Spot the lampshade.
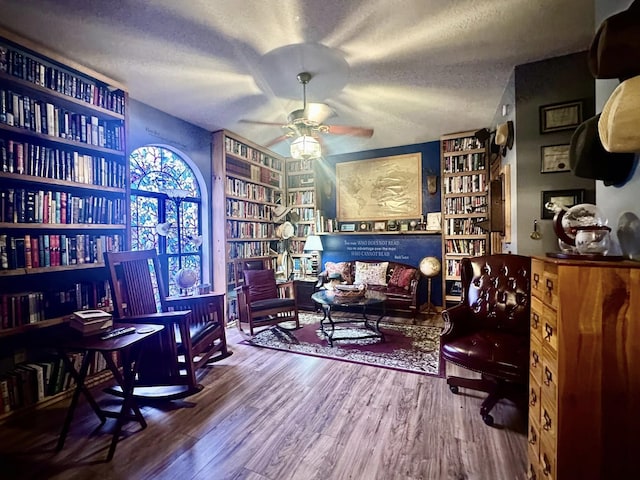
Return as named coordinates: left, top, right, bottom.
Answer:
left=290, top=135, right=321, bottom=160
left=303, top=235, right=323, bottom=252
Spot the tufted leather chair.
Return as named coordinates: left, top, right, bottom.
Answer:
left=440, top=254, right=531, bottom=426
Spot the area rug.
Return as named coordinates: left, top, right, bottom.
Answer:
left=242, top=312, right=443, bottom=377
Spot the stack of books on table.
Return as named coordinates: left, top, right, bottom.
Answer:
left=70, top=309, right=113, bottom=336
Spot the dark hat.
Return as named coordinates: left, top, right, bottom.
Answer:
left=569, top=114, right=636, bottom=186
left=589, top=0, right=640, bottom=81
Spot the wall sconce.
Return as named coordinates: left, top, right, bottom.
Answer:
left=427, top=175, right=438, bottom=195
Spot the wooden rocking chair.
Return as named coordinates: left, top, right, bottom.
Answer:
left=104, top=249, right=230, bottom=399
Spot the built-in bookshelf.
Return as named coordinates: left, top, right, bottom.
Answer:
left=285, top=157, right=317, bottom=277
left=0, top=28, right=128, bottom=420
left=211, top=130, right=283, bottom=321
left=440, top=130, right=490, bottom=306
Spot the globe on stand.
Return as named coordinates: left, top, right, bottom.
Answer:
left=175, top=268, right=198, bottom=296
left=418, top=256, right=441, bottom=315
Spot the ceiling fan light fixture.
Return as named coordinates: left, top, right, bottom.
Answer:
left=290, top=135, right=321, bottom=159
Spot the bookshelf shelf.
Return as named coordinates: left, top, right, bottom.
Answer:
left=0, top=28, right=129, bottom=418
left=212, top=130, right=283, bottom=321
left=440, top=130, right=490, bottom=307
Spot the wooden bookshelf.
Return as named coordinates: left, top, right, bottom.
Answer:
left=211, top=130, right=283, bottom=321
left=0, top=27, right=128, bottom=419
left=440, top=130, right=490, bottom=306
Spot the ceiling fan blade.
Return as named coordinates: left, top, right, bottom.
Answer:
left=265, top=134, right=291, bottom=147
left=325, top=125, right=374, bottom=138
left=239, top=119, right=285, bottom=127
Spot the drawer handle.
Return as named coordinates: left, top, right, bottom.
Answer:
left=542, top=454, right=552, bottom=476
left=546, top=278, right=554, bottom=292
left=531, top=313, right=539, bottom=328
left=529, top=426, right=538, bottom=445
left=533, top=273, right=540, bottom=285
left=530, top=388, right=538, bottom=406
left=543, top=410, right=552, bottom=431
left=528, top=465, right=538, bottom=480
left=531, top=350, right=539, bottom=368
left=544, top=366, right=553, bottom=386
left=544, top=324, right=553, bottom=342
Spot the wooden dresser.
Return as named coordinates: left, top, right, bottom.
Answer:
left=527, top=255, right=640, bottom=480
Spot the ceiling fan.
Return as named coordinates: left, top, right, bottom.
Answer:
left=240, top=72, right=374, bottom=154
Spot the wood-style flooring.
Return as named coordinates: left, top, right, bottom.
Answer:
left=0, top=317, right=528, bottom=480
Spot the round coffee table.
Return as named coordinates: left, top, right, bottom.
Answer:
left=311, top=289, right=387, bottom=346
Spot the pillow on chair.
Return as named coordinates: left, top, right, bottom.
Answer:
left=325, top=261, right=354, bottom=284
left=354, top=261, right=388, bottom=285
left=388, top=265, right=417, bottom=290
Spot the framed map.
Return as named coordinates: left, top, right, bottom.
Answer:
left=336, top=153, right=422, bottom=221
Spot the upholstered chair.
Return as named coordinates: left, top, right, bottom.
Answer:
left=440, top=253, right=531, bottom=426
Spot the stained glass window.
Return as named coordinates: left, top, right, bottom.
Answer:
left=129, top=146, right=202, bottom=296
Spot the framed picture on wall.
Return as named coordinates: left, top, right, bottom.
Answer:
left=541, top=144, right=571, bottom=173
left=539, top=100, right=583, bottom=133
left=373, top=221, right=387, bottom=232
left=541, top=189, right=584, bottom=219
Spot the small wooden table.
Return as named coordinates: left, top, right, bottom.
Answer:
left=55, top=323, right=163, bottom=461
left=311, top=290, right=387, bottom=346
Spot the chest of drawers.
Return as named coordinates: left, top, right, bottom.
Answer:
left=527, top=256, right=640, bottom=479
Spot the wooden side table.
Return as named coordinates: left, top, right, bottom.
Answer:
left=55, top=323, right=164, bottom=461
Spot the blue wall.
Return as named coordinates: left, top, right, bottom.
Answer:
left=321, top=233, right=442, bottom=306
left=319, top=140, right=443, bottom=306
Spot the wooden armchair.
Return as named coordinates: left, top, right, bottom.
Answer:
left=441, top=254, right=531, bottom=426
left=235, top=269, right=299, bottom=338
left=104, top=249, right=230, bottom=399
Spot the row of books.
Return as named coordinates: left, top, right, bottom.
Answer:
left=1, top=280, right=113, bottom=330
left=0, top=89, right=125, bottom=151
left=226, top=220, right=274, bottom=240
left=442, top=136, right=483, bottom=153
left=0, top=352, right=112, bottom=413
left=287, top=191, right=314, bottom=205
left=443, top=174, right=487, bottom=194
left=445, top=239, right=487, bottom=256
left=227, top=240, right=272, bottom=260
left=226, top=157, right=281, bottom=188
left=444, top=196, right=488, bottom=215
left=226, top=198, right=270, bottom=221
left=287, top=173, right=314, bottom=189
left=291, top=206, right=315, bottom=222
left=0, top=233, right=124, bottom=270
left=1, top=138, right=126, bottom=188
left=226, top=177, right=277, bottom=203
left=0, top=44, right=126, bottom=114
left=286, top=158, right=313, bottom=172
left=224, top=136, right=282, bottom=171
left=443, top=152, right=486, bottom=173
left=446, top=218, right=488, bottom=236
left=0, top=188, right=126, bottom=225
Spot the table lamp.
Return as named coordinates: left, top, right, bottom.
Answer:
left=303, top=235, right=323, bottom=277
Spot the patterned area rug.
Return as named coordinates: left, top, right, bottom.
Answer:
left=243, top=312, right=443, bottom=376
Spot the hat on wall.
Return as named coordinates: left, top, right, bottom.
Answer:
left=272, top=204, right=292, bottom=223
left=569, top=114, right=636, bottom=186
left=598, top=74, right=640, bottom=153
left=588, top=0, right=640, bottom=80
left=494, top=121, right=514, bottom=154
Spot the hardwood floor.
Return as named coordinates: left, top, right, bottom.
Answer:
left=0, top=319, right=528, bottom=480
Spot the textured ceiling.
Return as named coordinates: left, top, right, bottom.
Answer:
left=0, top=0, right=594, bottom=157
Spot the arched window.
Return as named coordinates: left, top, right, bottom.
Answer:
left=129, top=146, right=202, bottom=296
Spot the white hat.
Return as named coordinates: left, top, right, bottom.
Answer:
left=599, top=75, right=640, bottom=153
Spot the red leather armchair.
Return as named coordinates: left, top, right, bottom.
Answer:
left=440, top=254, right=531, bottom=426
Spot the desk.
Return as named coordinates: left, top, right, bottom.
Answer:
left=311, top=290, right=387, bottom=346
left=55, top=323, right=163, bottom=461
